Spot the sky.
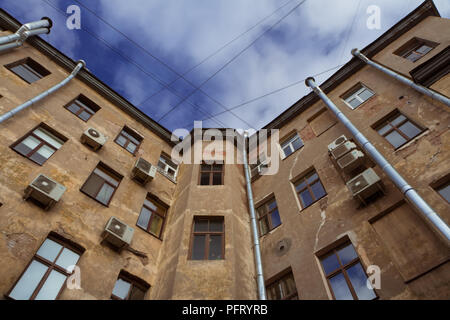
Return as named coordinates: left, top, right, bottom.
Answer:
left=1, top=0, right=449, bottom=132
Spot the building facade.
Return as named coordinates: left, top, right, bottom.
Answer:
left=0, top=0, right=449, bottom=300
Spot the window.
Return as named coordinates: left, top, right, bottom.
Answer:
left=434, top=179, right=450, bottom=204
left=80, top=163, right=122, bottom=206
left=111, top=271, right=150, bottom=300
left=410, top=46, right=450, bottom=87
left=115, top=126, right=143, bottom=155
left=199, top=162, right=224, bottom=185
left=5, top=58, right=50, bottom=83
left=374, top=111, right=425, bottom=149
left=7, top=233, right=84, bottom=300
left=190, top=217, right=224, bottom=260
left=64, top=95, right=100, bottom=121
left=11, top=124, right=67, bottom=165
left=257, top=198, right=282, bottom=236
left=394, top=38, right=438, bottom=63
left=281, top=134, right=303, bottom=158
left=342, top=84, right=374, bottom=109
left=294, top=169, right=327, bottom=209
left=137, top=195, right=168, bottom=238
left=157, top=153, right=179, bottom=180
left=266, top=270, right=298, bottom=300
left=319, top=242, right=376, bottom=300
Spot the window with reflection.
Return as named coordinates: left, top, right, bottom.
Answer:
left=394, top=38, right=438, bottom=63
left=7, top=234, right=84, bottom=300
left=11, top=123, right=67, bottom=165
left=137, top=195, right=168, bottom=238
left=294, top=169, right=327, bottom=209
left=374, top=111, right=425, bottom=149
left=111, top=271, right=150, bottom=300
left=5, top=57, right=50, bottom=83
left=256, top=198, right=282, bottom=236
left=266, top=270, right=298, bottom=300
left=115, top=126, right=143, bottom=155
left=319, top=242, right=376, bottom=300
left=199, top=162, right=224, bottom=185
left=342, top=83, right=375, bottom=109
left=190, top=217, right=224, bottom=260
left=64, top=94, right=100, bottom=122
left=80, top=162, right=123, bottom=206
left=281, top=133, right=303, bottom=158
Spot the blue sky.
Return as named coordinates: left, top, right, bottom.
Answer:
left=1, top=0, right=449, bottom=131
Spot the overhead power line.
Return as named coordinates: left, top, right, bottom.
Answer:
left=41, top=0, right=228, bottom=128
left=157, top=0, right=308, bottom=123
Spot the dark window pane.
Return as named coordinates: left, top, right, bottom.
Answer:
left=14, top=135, right=40, bottom=156
left=329, top=273, right=353, bottom=300
left=307, top=173, right=319, bottom=184
left=377, top=124, right=392, bottom=135
left=348, top=98, right=361, bottom=109
left=291, top=137, right=303, bottom=151
left=299, top=189, right=313, bottom=208
left=209, top=220, right=223, bottom=232
left=311, top=181, right=326, bottom=200
left=295, top=180, right=307, bottom=192
left=192, top=235, right=206, bottom=260
left=337, top=244, right=358, bottom=266
left=10, top=64, right=41, bottom=83
left=81, top=174, right=104, bottom=198
left=321, top=253, right=340, bottom=275
left=283, top=146, right=292, bottom=157
left=399, top=121, right=421, bottom=139
left=116, top=135, right=127, bottom=147
left=347, top=263, right=377, bottom=300
left=194, top=219, right=208, bottom=232
left=270, top=209, right=282, bottom=229
left=385, top=131, right=407, bottom=148
left=78, top=111, right=91, bottom=121
left=201, top=164, right=211, bottom=171
left=213, top=172, right=222, bottom=185
left=34, top=270, right=67, bottom=300
left=9, top=260, right=48, bottom=300
left=212, top=164, right=222, bottom=172
left=438, top=184, right=450, bottom=202
left=96, top=183, right=115, bottom=205
left=391, top=114, right=406, bottom=126
left=268, top=200, right=277, bottom=211
left=259, top=217, right=269, bottom=235
left=129, top=286, right=146, bottom=300
left=283, top=275, right=297, bottom=298
left=112, top=278, right=131, bottom=299
left=200, top=172, right=210, bottom=185
left=67, top=103, right=81, bottom=114
left=137, top=207, right=151, bottom=230
left=208, top=235, right=222, bottom=260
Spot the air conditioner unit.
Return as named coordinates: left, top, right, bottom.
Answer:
left=24, top=174, right=66, bottom=210
left=337, top=150, right=365, bottom=173
left=81, top=128, right=107, bottom=151
left=328, top=135, right=348, bottom=152
left=102, top=216, right=134, bottom=250
left=131, top=158, right=157, bottom=185
left=346, top=168, right=382, bottom=201
left=330, top=142, right=357, bottom=160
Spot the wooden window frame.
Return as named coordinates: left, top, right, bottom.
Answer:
left=373, top=111, right=425, bottom=150
left=265, top=268, right=299, bottom=300
left=294, top=169, right=327, bottom=210
left=198, top=162, right=224, bottom=186
left=136, top=194, right=168, bottom=239
left=431, top=174, right=450, bottom=204
left=394, top=38, right=439, bottom=63
left=80, top=162, right=123, bottom=207
left=341, top=83, right=375, bottom=109
left=319, top=242, right=378, bottom=301
left=5, top=232, right=84, bottom=300
left=256, top=198, right=281, bottom=236
left=10, top=123, right=67, bottom=166
left=4, top=57, right=51, bottom=83
left=189, top=216, right=225, bottom=260
left=110, top=270, right=150, bottom=300
left=114, top=126, right=143, bottom=156
left=64, top=94, right=100, bottom=122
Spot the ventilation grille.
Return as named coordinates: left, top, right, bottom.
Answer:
left=137, top=158, right=151, bottom=172
left=32, top=175, right=56, bottom=194
left=88, top=128, right=100, bottom=138
left=338, top=151, right=360, bottom=168
left=332, top=143, right=350, bottom=159
left=107, top=218, right=127, bottom=237
left=349, top=175, right=369, bottom=194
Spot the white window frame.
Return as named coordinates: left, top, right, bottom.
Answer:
left=250, top=153, right=269, bottom=178
left=343, top=84, right=374, bottom=109
left=157, top=154, right=179, bottom=180
left=280, top=134, right=303, bottom=159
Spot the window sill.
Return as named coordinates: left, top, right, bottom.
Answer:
left=136, top=225, right=163, bottom=241
left=79, top=190, right=110, bottom=207
left=156, top=168, right=177, bottom=184
left=343, top=93, right=377, bottom=110
left=299, top=195, right=328, bottom=213
left=281, top=147, right=303, bottom=161
left=260, top=223, right=282, bottom=238
left=393, top=129, right=429, bottom=152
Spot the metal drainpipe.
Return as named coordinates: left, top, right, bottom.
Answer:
left=305, top=77, right=450, bottom=242
left=352, top=48, right=450, bottom=107
left=242, top=131, right=267, bottom=300
left=0, top=17, right=52, bottom=52
left=0, top=60, right=86, bottom=124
